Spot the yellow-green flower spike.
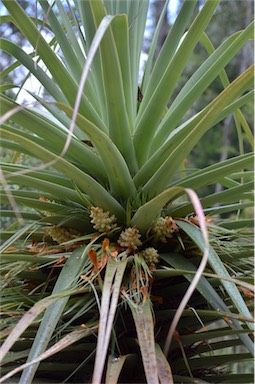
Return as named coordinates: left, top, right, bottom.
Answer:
left=118, top=227, right=142, bottom=249
left=140, top=247, right=159, bottom=265
left=89, top=206, right=117, bottom=233
left=45, top=226, right=80, bottom=244
left=151, top=216, right=178, bottom=243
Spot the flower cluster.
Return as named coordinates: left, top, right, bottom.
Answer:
left=45, top=226, right=80, bottom=244
left=118, top=227, right=142, bottom=250
left=140, top=247, right=159, bottom=265
left=39, top=196, right=58, bottom=217
left=151, top=216, right=178, bottom=242
left=89, top=207, right=117, bottom=233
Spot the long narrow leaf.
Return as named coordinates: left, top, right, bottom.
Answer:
left=131, top=187, right=182, bottom=234
left=57, top=103, right=137, bottom=201
left=92, top=256, right=127, bottom=384
left=0, top=38, right=66, bottom=102
left=2, top=0, right=106, bottom=130
left=105, top=355, right=128, bottom=384
left=163, top=189, right=210, bottom=356
left=133, top=90, right=253, bottom=191
left=19, top=245, right=91, bottom=384
left=151, top=23, right=253, bottom=151
left=169, top=153, right=253, bottom=190
left=0, top=327, right=97, bottom=384
left=176, top=220, right=254, bottom=331
left=171, top=180, right=253, bottom=217
left=134, top=0, right=220, bottom=165
left=38, top=0, right=84, bottom=81
left=0, top=95, right=107, bottom=182
left=89, top=1, right=138, bottom=174
left=0, top=128, right=125, bottom=219
left=160, top=252, right=254, bottom=355
left=155, top=344, right=173, bottom=384
left=140, top=66, right=253, bottom=195
left=125, top=299, right=159, bottom=384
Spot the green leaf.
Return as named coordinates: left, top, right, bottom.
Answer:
left=0, top=327, right=96, bottom=384
left=200, top=30, right=254, bottom=150
left=141, top=0, right=170, bottom=92
left=2, top=171, right=84, bottom=204
left=2, top=0, right=106, bottom=130
left=171, top=181, right=253, bottom=217
left=152, top=23, right=254, bottom=151
left=126, top=0, right=149, bottom=110
left=38, top=0, right=84, bottom=82
left=0, top=38, right=66, bottom=102
left=19, top=245, right=90, bottom=384
left=0, top=190, right=78, bottom=215
left=0, top=128, right=126, bottom=219
left=139, top=66, right=254, bottom=196
left=133, top=89, right=253, bottom=191
left=131, top=187, right=182, bottom=234
left=0, top=223, right=36, bottom=253
left=110, top=15, right=135, bottom=126
left=169, top=153, right=253, bottom=190
left=57, top=103, right=137, bottom=201
left=134, top=0, right=220, bottom=165
left=89, top=1, right=138, bottom=174
left=0, top=95, right=107, bottom=182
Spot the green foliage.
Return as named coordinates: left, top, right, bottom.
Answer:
left=0, top=1, right=253, bottom=383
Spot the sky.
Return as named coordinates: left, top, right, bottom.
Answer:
left=168, top=0, right=179, bottom=22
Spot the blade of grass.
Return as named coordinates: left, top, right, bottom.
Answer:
left=169, top=153, right=253, bottom=190
left=131, top=186, right=183, bottom=234
left=0, top=223, right=35, bottom=253
left=77, top=0, right=108, bottom=122
left=0, top=95, right=107, bottom=182
left=38, top=0, right=84, bottom=81
left=127, top=0, right=149, bottom=112
left=141, top=0, right=171, bottom=92
left=142, top=0, right=196, bottom=95
left=200, top=30, right=254, bottom=150
left=0, top=38, right=66, bottom=103
left=2, top=171, right=84, bottom=204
